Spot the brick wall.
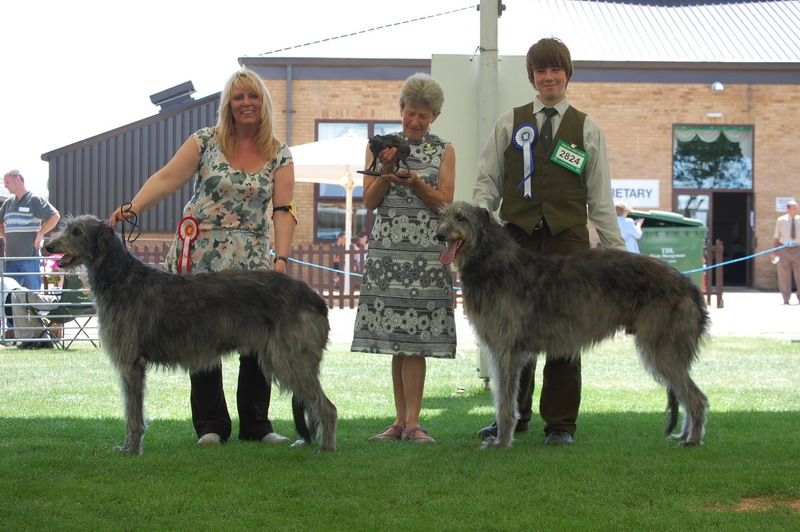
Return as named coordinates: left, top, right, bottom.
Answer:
left=245, top=77, right=800, bottom=290
left=265, top=78, right=404, bottom=246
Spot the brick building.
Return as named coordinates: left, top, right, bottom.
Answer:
left=40, top=2, right=800, bottom=290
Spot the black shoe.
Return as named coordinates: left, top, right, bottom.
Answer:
left=477, top=420, right=530, bottom=438
left=544, top=430, right=574, bottom=446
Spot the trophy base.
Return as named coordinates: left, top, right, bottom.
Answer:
left=356, top=170, right=411, bottom=179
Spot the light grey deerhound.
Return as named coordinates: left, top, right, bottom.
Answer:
left=436, top=202, right=709, bottom=448
left=45, top=216, right=337, bottom=454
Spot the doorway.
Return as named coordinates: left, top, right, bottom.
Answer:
left=674, top=190, right=753, bottom=287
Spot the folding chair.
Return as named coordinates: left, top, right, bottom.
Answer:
left=42, top=275, right=98, bottom=349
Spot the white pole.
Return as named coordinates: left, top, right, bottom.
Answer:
left=344, top=171, right=354, bottom=294
left=477, top=0, right=502, bottom=385
left=479, top=0, right=500, bottom=154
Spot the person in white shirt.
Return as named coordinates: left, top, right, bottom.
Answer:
left=616, top=202, right=643, bottom=253
left=771, top=200, right=800, bottom=304
left=473, top=37, right=625, bottom=446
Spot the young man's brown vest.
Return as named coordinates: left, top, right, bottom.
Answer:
left=501, top=104, right=588, bottom=235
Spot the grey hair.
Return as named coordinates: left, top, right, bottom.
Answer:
left=4, top=169, right=24, bottom=182
left=399, top=73, right=445, bottom=117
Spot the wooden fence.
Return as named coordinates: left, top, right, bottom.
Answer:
left=703, top=238, right=724, bottom=308
left=128, top=241, right=463, bottom=310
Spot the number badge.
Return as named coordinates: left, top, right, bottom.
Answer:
left=550, top=140, right=588, bottom=174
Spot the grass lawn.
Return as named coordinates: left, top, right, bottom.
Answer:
left=1, top=335, right=798, bottom=530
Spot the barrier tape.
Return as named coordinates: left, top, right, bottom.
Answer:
left=272, top=242, right=797, bottom=292
left=680, top=242, right=792, bottom=274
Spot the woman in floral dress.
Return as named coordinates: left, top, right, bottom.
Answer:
left=110, top=69, right=296, bottom=446
left=351, top=73, right=457, bottom=444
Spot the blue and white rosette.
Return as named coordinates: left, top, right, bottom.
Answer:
left=513, top=123, right=538, bottom=199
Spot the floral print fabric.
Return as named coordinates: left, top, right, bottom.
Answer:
left=164, top=127, right=292, bottom=274
left=350, top=132, right=457, bottom=358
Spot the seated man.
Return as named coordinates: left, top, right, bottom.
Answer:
left=10, top=286, right=58, bottom=349
left=1, top=276, right=23, bottom=342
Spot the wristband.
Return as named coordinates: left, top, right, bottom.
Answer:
left=275, top=256, right=289, bottom=264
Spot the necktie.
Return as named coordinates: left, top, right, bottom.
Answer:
left=541, top=107, right=559, bottom=151
left=792, top=216, right=796, bottom=241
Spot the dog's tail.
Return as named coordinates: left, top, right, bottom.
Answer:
left=292, top=395, right=317, bottom=444
left=665, top=388, right=680, bottom=435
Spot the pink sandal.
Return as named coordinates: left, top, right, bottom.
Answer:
left=401, top=426, right=436, bottom=443
left=368, top=424, right=404, bottom=441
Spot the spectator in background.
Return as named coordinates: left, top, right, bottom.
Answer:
left=1, top=275, right=22, bottom=343
left=331, top=231, right=347, bottom=290
left=331, top=231, right=347, bottom=272
left=0, top=170, right=60, bottom=291
left=771, top=200, right=800, bottom=305
left=616, top=201, right=644, bottom=253
left=352, top=231, right=369, bottom=272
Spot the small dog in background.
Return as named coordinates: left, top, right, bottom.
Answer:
left=436, top=202, right=709, bottom=448
left=45, top=215, right=337, bottom=455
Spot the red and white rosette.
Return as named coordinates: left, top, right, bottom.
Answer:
left=177, top=216, right=199, bottom=274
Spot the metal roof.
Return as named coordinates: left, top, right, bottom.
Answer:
left=526, top=0, right=800, bottom=62
left=254, top=1, right=800, bottom=63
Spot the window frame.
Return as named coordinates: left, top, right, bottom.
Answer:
left=312, top=119, right=401, bottom=242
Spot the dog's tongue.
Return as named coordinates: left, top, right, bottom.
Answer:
left=440, top=240, right=460, bottom=266
left=57, top=254, right=74, bottom=268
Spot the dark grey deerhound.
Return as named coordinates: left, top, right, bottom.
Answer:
left=45, top=216, right=337, bottom=454
left=436, top=202, right=709, bottom=448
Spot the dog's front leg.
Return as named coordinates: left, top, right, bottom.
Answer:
left=482, top=349, right=521, bottom=449
left=115, top=362, right=147, bottom=455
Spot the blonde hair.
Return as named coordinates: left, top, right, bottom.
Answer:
left=216, top=68, right=281, bottom=161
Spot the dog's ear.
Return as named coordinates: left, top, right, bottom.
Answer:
left=90, top=218, right=121, bottom=258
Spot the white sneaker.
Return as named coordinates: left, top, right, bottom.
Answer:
left=261, top=432, right=291, bottom=444
left=197, top=433, right=222, bottom=445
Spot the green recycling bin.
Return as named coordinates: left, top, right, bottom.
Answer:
left=629, top=210, right=708, bottom=287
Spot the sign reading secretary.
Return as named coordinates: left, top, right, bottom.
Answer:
left=611, top=179, right=659, bottom=208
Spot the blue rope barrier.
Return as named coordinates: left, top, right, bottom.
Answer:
left=273, top=241, right=796, bottom=288
left=680, top=242, right=792, bottom=275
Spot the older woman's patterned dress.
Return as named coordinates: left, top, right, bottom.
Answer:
left=164, top=127, right=292, bottom=274
left=350, top=132, right=456, bottom=358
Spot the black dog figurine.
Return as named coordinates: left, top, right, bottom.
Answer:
left=362, top=134, right=411, bottom=177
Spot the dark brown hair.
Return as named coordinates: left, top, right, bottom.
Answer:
left=526, top=38, right=573, bottom=85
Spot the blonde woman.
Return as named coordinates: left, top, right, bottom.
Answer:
left=110, top=69, right=296, bottom=446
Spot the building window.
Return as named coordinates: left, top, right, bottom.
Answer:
left=673, top=125, right=754, bottom=190
left=314, top=120, right=401, bottom=241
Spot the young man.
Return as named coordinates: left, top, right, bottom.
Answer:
left=1, top=170, right=60, bottom=291
left=472, top=38, right=626, bottom=445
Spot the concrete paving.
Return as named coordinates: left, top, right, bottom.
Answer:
left=329, top=290, right=800, bottom=345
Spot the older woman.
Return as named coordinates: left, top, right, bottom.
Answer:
left=351, top=73, right=457, bottom=443
left=110, top=68, right=296, bottom=446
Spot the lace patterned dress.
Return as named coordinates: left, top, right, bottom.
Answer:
left=350, top=132, right=457, bottom=358
left=164, top=127, right=293, bottom=274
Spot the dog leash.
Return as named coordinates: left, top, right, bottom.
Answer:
left=118, top=202, right=142, bottom=246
